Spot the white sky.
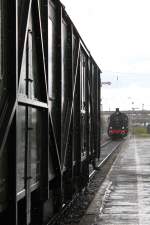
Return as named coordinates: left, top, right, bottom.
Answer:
left=61, top=0, right=150, bottom=111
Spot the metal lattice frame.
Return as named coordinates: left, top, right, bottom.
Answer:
left=0, top=0, right=102, bottom=224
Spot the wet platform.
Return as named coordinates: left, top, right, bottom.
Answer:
left=79, top=136, right=150, bottom=225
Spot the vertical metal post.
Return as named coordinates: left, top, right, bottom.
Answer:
left=85, top=57, right=90, bottom=174
left=24, top=31, right=31, bottom=225
left=13, top=0, right=18, bottom=224
left=97, top=69, right=101, bottom=159
left=51, top=1, right=62, bottom=211
left=63, top=22, right=74, bottom=201
left=25, top=107, right=31, bottom=225
left=8, top=0, right=18, bottom=223
left=56, top=2, right=62, bottom=160
left=74, top=50, right=81, bottom=190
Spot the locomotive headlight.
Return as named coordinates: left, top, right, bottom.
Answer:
left=110, top=126, right=112, bottom=129
left=122, top=126, right=124, bottom=129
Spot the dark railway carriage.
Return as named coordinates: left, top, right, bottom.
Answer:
left=0, top=0, right=102, bottom=224
left=108, top=108, right=128, bottom=139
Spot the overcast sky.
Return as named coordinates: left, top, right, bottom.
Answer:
left=61, top=0, right=150, bottom=110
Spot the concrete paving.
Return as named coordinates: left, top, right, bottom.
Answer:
left=79, top=136, right=150, bottom=225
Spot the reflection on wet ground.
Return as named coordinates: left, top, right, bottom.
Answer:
left=80, top=136, right=150, bottom=225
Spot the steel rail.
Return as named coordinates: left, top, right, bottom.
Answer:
left=89, top=140, right=124, bottom=179
left=101, top=139, right=112, bottom=148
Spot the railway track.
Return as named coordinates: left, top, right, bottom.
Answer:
left=89, top=139, right=124, bottom=178
left=48, top=138, right=125, bottom=225
left=101, top=138, right=112, bottom=147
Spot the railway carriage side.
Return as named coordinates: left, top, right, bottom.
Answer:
left=0, top=0, right=102, bottom=224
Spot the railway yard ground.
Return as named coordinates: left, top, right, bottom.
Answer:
left=55, top=136, right=150, bottom=225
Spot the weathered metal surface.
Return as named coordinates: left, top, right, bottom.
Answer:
left=0, top=0, right=102, bottom=224
left=80, top=137, right=150, bottom=225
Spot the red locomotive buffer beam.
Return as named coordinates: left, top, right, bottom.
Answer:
left=109, top=129, right=128, bottom=134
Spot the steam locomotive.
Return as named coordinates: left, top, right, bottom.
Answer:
left=108, top=108, right=128, bottom=139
